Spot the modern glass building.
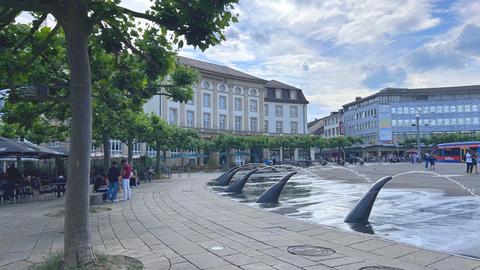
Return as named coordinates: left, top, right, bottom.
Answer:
left=342, top=85, right=480, bottom=156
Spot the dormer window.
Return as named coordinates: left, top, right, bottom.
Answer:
left=290, top=90, right=297, bottom=100
left=275, top=89, right=281, bottom=98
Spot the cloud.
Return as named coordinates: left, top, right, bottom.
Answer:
left=407, top=22, right=480, bottom=71
left=455, top=24, right=480, bottom=56
left=361, top=65, right=407, bottom=89
left=408, top=44, right=467, bottom=71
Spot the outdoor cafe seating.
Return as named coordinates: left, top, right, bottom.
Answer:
left=0, top=136, right=67, bottom=205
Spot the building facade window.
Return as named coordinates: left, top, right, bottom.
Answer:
left=276, top=121, right=283, bottom=133
left=235, top=98, right=242, bottom=111
left=250, top=99, right=258, bottom=112
left=290, top=106, right=298, bottom=117
left=203, top=93, right=211, bottom=107
left=275, top=105, right=283, bottom=117
left=110, top=140, right=122, bottom=155
left=219, top=114, right=227, bottom=130
left=203, top=113, right=211, bottom=128
left=147, top=147, right=157, bottom=157
left=235, top=116, right=242, bottom=131
left=133, top=142, right=141, bottom=155
left=275, top=89, right=281, bottom=98
left=291, top=122, right=298, bottom=133
left=219, top=95, right=227, bottom=109
left=250, top=117, right=258, bottom=132
left=264, top=120, right=268, bottom=132
left=169, top=108, right=178, bottom=125
left=186, top=111, right=195, bottom=127
left=290, top=90, right=297, bottom=100
left=264, top=104, right=268, bottom=116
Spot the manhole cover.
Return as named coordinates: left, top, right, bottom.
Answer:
left=359, top=267, right=405, bottom=270
left=287, top=245, right=335, bottom=256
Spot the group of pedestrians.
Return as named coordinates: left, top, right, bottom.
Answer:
left=106, top=159, right=133, bottom=202
left=465, top=149, right=478, bottom=174
left=423, top=152, right=436, bottom=170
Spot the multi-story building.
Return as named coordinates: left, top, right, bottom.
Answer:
left=145, top=57, right=308, bottom=135
left=323, top=110, right=343, bottom=138
left=342, top=85, right=480, bottom=157
left=143, top=56, right=309, bottom=164
left=308, top=118, right=325, bottom=136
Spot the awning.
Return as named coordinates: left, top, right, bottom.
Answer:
left=0, top=137, right=67, bottom=158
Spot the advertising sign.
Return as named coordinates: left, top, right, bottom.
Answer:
left=378, top=104, right=393, bottom=141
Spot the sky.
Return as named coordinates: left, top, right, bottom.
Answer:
left=26, top=0, right=480, bottom=121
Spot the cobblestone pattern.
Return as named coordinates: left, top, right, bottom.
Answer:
left=0, top=172, right=479, bottom=270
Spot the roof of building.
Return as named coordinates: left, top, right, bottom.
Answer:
left=265, top=80, right=309, bottom=104
left=308, top=118, right=322, bottom=128
left=342, top=85, right=480, bottom=108
left=178, top=56, right=267, bottom=83
left=265, top=80, right=301, bottom=90
left=178, top=57, right=309, bottom=104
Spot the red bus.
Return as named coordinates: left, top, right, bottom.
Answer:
left=436, top=141, right=480, bottom=163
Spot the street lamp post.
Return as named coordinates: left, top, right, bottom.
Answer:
left=415, top=114, right=421, bottom=160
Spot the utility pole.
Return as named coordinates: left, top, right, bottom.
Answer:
left=415, top=114, right=421, bottom=160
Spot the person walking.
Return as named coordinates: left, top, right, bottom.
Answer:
left=121, top=159, right=132, bottom=200
left=107, top=161, right=120, bottom=202
left=429, top=153, right=436, bottom=171
left=466, top=150, right=473, bottom=174
left=5, top=163, right=21, bottom=201
left=424, top=153, right=430, bottom=170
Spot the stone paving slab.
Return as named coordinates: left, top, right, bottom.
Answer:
left=0, top=172, right=479, bottom=270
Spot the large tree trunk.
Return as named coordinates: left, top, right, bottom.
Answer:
left=62, top=4, right=95, bottom=267
left=102, top=135, right=110, bottom=174
left=127, top=139, right=133, bottom=164
left=155, top=143, right=161, bottom=173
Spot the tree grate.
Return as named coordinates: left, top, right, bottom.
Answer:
left=287, top=245, right=335, bottom=256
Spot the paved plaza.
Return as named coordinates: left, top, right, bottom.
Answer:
left=1, top=169, right=480, bottom=270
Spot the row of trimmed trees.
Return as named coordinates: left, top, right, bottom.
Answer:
left=129, top=130, right=364, bottom=170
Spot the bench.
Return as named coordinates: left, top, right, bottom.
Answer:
left=90, top=192, right=105, bottom=205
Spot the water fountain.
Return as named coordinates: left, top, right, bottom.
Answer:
left=345, top=171, right=480, bottom=224
left=256, top=171, right=298, bottom=203
left=214, top=166, right=238, bottom=181
left=225, top=168, right=258, bottom=193
left=216, top=167, right=241, bottom=186
left=213, top=162, right=480, bottom=258
left=344, top=176, right=393, bottom=224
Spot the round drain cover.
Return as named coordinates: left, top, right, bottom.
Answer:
left=359, top=267, right=405, bottom=270
left=287, top=245, right=335, bottom=256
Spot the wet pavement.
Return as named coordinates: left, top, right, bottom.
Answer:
left=1, top=171, right=480, bottom=270
left=217, top=162, right=480, bottom=259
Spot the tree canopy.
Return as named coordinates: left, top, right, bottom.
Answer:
left=0, top=0, right=239, bottom=267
